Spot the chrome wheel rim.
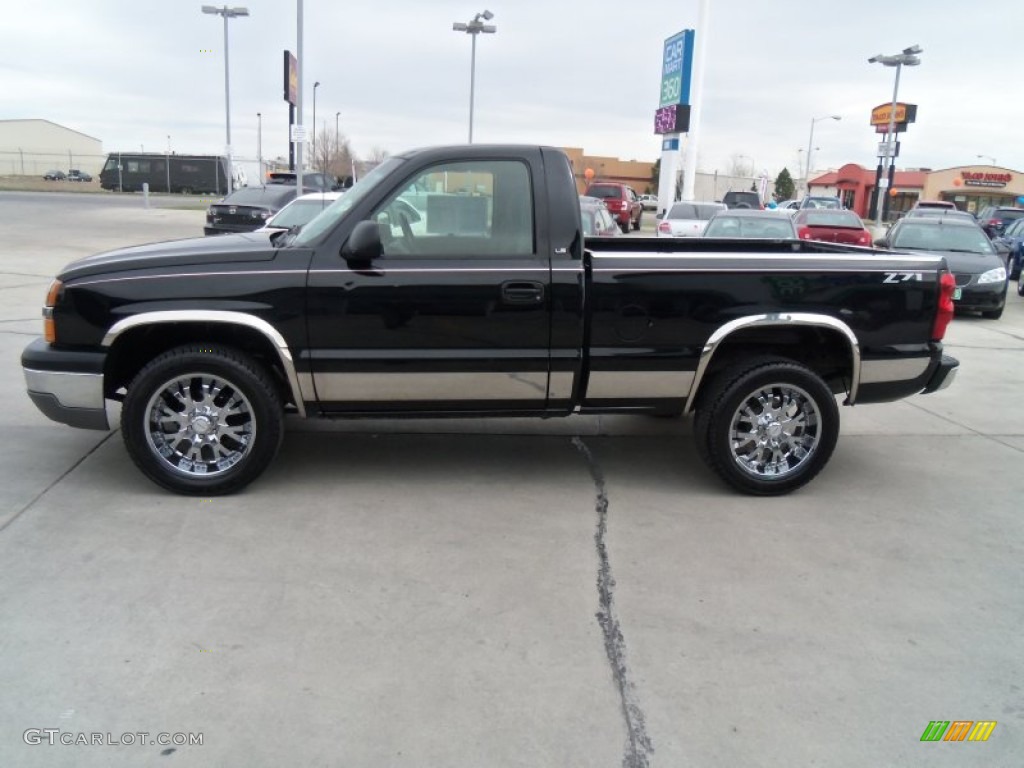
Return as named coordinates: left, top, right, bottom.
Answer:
left=729, top=383, right=820, bottom=479
left=144, top=373, right=256, bottom=477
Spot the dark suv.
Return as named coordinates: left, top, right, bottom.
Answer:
left=584, top=181, right=642, bottom=233
left=205, top=185, right=299, bottom=236
left=267, top=171, right=337, bottom=193
left=722, top=190, right=763, bottom=210
left=976, top=206, right=1024, bottom=238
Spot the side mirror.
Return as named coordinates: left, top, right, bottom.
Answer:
left=343, top=220, right=382, bottom=262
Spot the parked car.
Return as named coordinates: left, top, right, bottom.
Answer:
left=43, top=170, right=66, bottom=181
left=703, top=210, right=798, bottom=239
left=656, top=201, right=727, bottom=237
left=799, top=196, right=843, bottom=210
left=975, top=206, right=1024, bottom=239
left=579, top=196, right=621, bottom=238
left=204, top=185, right=300, bottom=235
left=638, top=194, right=658, bottom=211
left=793, top=209, right=872, bottom=245
left=722, top=190, right=762, bottom=210
left=876, top=217, right=1006, bottom=319
left=267, top=171, right=338, bottom=193
left=776, top=199, right=801, bottom=213
left=995, top=217, right=1024, bottom=280
left=913, top=200, right=957, bottom=211
left=66, top=169, right=93, bottom=182
left=258, top=192, right=344, bottom=234
left=583, top=181, right=642, bottom=233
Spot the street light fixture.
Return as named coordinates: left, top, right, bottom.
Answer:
left=257, top=112, right=262, bottom=182
left=977, top=154, right=996, bottom=165
left=202, top=5, right=250, bottom=193
left=868, top=45, right=922, bottom=228
left=312, top=80, right=320, bottom=171
left=452, top=10, right=496, bottom=143
left=806, top=115, right=840, bottom=192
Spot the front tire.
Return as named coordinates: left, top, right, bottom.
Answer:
left=121, top=345, right=283, bottom=495
left=694, top=358, right=839, bottom=495
left=1018, top=270, right=1024, bottom=296
left=633, top=211, right=642, bottom=231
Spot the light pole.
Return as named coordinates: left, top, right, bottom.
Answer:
left=806, top=115, right=840, bottom=194
left=312, top=80, right=320, bottom=171
left=868, top=45, right=921, bottom=228
left=202, top=5, right=250, bottom=193
left=166, top=135, right=171, bottom=193
left=257, top=112, right=262, bottom=182
left=977, top=154, right=996, bottom=165
left=452, top=10, right=496, bottom=143
left=335, top=111, right=340, bottom=179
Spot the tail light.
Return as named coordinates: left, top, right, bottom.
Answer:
left=43, top=279, right=63, bottom=343
left=932, top=272, right=956, bottom=341
left=658, top=221, right=671, bottom=234
left=797, top=226, right=812, bottom=240
left=858, top=232, right=871, bottom=245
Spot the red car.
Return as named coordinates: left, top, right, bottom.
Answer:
left=793, top=209, right=872, bottom=246
left=584, top=181, right=642, bottom=233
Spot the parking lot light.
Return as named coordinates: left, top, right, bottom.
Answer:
left=202, top=5, right=250, bottom=192
left=452, top=10, right=496, bottom=143
left=806, top=115, right=840, bottom=193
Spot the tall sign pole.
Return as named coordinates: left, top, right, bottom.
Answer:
left=654, top=29, right=694, bottom=217
left=681, top=0, right=709, bottom=203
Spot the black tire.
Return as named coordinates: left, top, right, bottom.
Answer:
left=619, top=220, right=630, bottom=234
left=1017, top=270, right=1024, bottom=296
left=982, top=306, right=1004, bottom=320
left=633, top=212, right=642, bottom=231
left=121, top=345, right=283, bottom=495
left=693, top=358, right=839, bottom=495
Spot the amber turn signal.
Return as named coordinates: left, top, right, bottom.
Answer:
left=45, top=279, right=63, bottom=308
left=43, top=280, right=62, bottom=343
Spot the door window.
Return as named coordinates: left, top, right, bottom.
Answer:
left=372, top=160, right=534, bottom=258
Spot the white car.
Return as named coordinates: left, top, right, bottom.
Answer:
left=257, top=191, right=344, bottom=233
left=656, top=201, right=727, bottom=237
left=638, top=194, right=658, bottom=211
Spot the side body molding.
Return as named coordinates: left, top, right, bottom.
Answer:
left=102, top=310, right=307, bottom=418
left=684, top=312, right=861, bottom=415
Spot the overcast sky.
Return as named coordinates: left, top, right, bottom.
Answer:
left=4, top=0, right=1022, bottom=177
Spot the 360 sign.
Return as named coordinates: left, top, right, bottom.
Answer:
left=659, top=30, right=694, bottom=109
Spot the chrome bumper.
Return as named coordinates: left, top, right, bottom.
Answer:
left=23, top=368, right=110, bottom=430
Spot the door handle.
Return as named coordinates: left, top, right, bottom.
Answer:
left=501, top=281, right=545, bottom=304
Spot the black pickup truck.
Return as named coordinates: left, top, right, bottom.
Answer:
left=22, top=145, right=959, bottom=496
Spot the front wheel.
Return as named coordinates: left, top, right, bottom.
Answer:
left=1017, top=270, right=1024, bottom=296
left=694, top=359, right=839, bottom=495
left=121, top=345, right=283, bottom=495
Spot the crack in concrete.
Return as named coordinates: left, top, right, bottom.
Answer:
left=571, top=436, right=653, bottom=768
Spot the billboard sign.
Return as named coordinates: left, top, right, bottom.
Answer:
left=283, top=50, right=298, bottom=105
left=659, top=30, right=694, bottom=108
left=870, top=102, right=917, bottom=127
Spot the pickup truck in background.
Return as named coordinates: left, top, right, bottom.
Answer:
left=22, top=145, right=959, bottom=497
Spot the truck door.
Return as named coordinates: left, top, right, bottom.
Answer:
left=306, top=155, right=552, bottom=413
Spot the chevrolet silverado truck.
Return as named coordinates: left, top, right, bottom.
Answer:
left=21, top=145, right=959, bottom=496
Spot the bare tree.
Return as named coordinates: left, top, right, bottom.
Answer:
left=728, top=154, right=754, bottom=178
left=310, top=121, right=358, bottom=184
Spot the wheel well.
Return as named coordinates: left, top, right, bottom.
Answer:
left=698, top=325, right=853, bottom=402
left=104, top=323, right=296, bottom=407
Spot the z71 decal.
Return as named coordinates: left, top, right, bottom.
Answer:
left=883, top=272, right=923, bottom=283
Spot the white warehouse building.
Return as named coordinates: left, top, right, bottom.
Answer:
left=0, top=119, right=104, bottom=177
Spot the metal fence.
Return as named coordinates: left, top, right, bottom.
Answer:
left=0, top=151, right=108, bottom=177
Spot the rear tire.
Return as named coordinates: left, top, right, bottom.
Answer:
left=1018, top=271, right=1024, bottom=296
left=633, top=212, right=642, bottom=231
left=121, top=345, right=284, bottom=495
left=694, top=358, right=839, bottom=495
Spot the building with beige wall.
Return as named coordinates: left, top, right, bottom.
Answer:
left=0, top=119, right=104, bottom=176
left=920, top=165, right=1023, bottom=215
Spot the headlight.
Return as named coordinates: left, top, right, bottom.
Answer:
left=978, top=267, right=1006, bottom=284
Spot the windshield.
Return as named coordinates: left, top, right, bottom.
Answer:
left=293, top=157, right=405, bottom=245
left=586, top=184, right=621, bottom=199
left=892, top=223, right=994, bottom=254
left=267, top=199, right=332, bottom=228
left=705, top=216, right=796, bottom=238
left=803, top=211, right=862, bottom=228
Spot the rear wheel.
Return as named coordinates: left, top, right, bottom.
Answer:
left=121, top=345, right=283, bottom=495
left=694, top=358, right=839, bottom=495
left=633, top=211, right=642, bottom=231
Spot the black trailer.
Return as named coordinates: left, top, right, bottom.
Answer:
left=99, top=153, right=231, bottom=195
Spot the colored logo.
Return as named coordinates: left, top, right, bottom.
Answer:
left=920, top=721, right=996, bottom=742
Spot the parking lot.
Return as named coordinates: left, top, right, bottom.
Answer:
left=1, top=190, right=1022, bottom=767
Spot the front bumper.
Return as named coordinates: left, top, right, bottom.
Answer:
left=954, top=279, right=1007, bottom=313
left=21, top=339, right=110, bottom=430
